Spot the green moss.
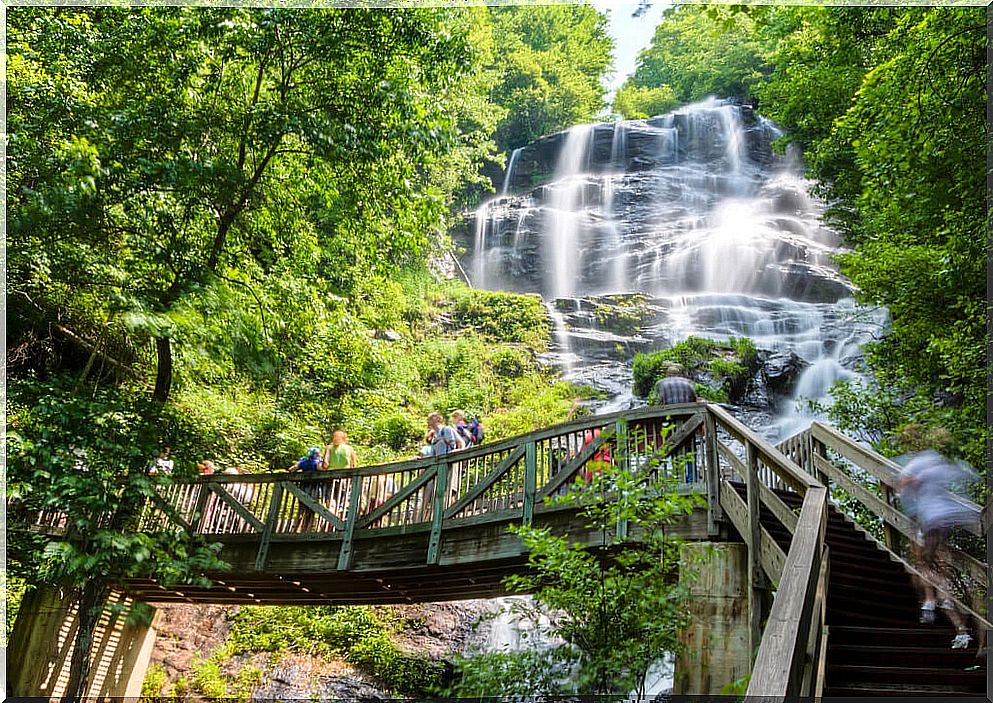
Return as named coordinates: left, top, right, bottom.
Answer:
left=633, top=336, right=757, bottom=401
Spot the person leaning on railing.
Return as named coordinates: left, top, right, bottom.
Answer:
left=288, top=447, right=326, bottom=532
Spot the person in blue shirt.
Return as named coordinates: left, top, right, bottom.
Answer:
left=288, top=447, right=325, bottom=531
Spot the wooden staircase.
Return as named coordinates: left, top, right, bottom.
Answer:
left=763, top=487, right=986, bottom=696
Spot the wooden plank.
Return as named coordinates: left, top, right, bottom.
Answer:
left=282, top=481, right=346, bottom=531
left=704, top=413, right=722, bottom=535
left=254, top=483, right=284, bottom=571
left=746, top=442, right=763, bottom=660
left=427, top=462, right=448, bottom=565
left=718, top=479, right=786, bottom=584
left=812, top=422, right=983, bottom=537
left=337, top=475, right=363, bottom=571
left=746, top=486, right=826, bottom=697
left=758, top=481, right=799, bottom=533
left=523, top=442, right=536, bottom=526
left=445, top=446, right=525, bottom=519
left=149, top=493, right=195, bottom=534
left=811, top=422, right=901, bottom=486
left=812, top=454, right=916, bottom=541
left=207, top=484, right=264, bottom=532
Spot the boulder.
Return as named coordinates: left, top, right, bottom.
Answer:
left=761, top=350, right=808, bottom=396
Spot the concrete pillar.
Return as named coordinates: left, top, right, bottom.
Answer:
left=9, top=586, right=158, bottom=698
left=673, top=542, right=750, bottom=695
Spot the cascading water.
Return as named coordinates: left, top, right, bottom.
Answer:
left=459, top=98, right=886, bottom=695
left=464, top=97, right=886, bottom=442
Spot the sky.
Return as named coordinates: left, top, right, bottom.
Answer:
left=590, top=0, right=672, bottom=103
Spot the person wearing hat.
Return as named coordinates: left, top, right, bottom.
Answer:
left=655, top=364, right=697, bottom=406
left=654, top=364, right=700, bottom=482
left=289, top=447, right=326, bottom=532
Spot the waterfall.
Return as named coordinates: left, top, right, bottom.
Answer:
left=502, top=147, right=523, bottom=195
left=547, top=124, right=594, bottom=301
left=462, top=98, right=885, bottom=444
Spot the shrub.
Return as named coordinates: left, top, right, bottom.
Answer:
left=373, top=413, right=422, bottom=452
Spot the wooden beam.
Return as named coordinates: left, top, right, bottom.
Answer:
left=746, top=486, right=826, bottom=698
left=812, top=454, right=916, bottom=540
left=746, top=442, right=763, bottom=661
left=704, top=413, right=722, bottom=536
left=207, top=484, right=264, bottom=532
left=523, top=442, right=536, bottom=526
left=427, top=462, right=448, bottom=565
left=255, top=483, right=284, bottom=571
left=358, top=467, right=435, bottom=528
left=445, top=446, right=525, bottom=519
left=281, top=481, right=345, bottom=531
left=536, top=431, right=608, bottom=500
left=337, top=475, right=363, bottom=571
left=718, top=479, right=786, bottom=584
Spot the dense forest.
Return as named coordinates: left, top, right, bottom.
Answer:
left=8, top=3, right=986, bottom=698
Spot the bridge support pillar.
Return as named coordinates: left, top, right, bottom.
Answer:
left=673, top=542, right=750, bottom=695
left=9, top=586, right=158, bottom=698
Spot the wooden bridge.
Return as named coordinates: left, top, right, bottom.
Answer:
left=23, top=403, right=990, bottom=698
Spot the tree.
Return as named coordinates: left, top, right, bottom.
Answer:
left=446, top=424, right=703, bottom=695
left=9, top=7, right=493, bottom=403
left=486, top=5, right=614, bottom=151
left=7, top=377, right=226, bottom=699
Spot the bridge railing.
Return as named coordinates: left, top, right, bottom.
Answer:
left=705, top=405, right=830, bottom=699
left=780, top=422, right=990, bottom=624
left=130, top=405, right=709, bottom=569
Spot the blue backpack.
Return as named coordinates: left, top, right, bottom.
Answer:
left=468, top=418, right=484, bottom=445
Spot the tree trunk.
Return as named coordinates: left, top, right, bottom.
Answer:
left=152, top=335, right=172, bottom=402
left=64, top=580, right=110, bottom=701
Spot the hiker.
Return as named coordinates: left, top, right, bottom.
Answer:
left=655, top=365, right=700, bottom=482
left=580, top=427, right=612, bottom=482
left=427, top=413, right=461, bottom=456
left=452, top=411, right=475, bottom=449
left=196, top=460, right=218, bottom=532
left=655, top=364, right=698, bottom=405
left=288, top=447, right=326, bottom=532
left=149, top=446, right=174, bottom=475
left=323, top=430, right=357, bottom=515
left=895, top=427, right=979, bottom=649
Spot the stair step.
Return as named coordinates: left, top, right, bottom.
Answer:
left=829, top=644, right=985, bottom=668
left=823, top=683, right=983, bottom=697
left=829, top=626, right=967, bottom=648
left=829, top=581, right=919, bottom=605
left=827, top=664, right=986, bottom=688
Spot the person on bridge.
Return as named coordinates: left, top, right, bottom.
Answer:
left=289, top=447, right=326, bottom=532
left=323, top=431, right=357, bottom=516
left=655, top=365, right=700, bottom=482
left=896, top=427, right=979, bottom=649
left=149, top=445, right=174, bottom=475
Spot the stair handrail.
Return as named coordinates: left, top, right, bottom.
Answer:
left=706, top=405, right=830, bottom=698
left=804, top=421, right=990, bottom=628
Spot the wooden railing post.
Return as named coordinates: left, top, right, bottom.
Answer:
left=523, top=441, right=536, bottom=526
left=255, top=483, right=283, bottom=571
left=615, top=420, right=629, bottom=541
left=746, top=441, right=763, bottom=662
left=337, top=475, right=363, bottom=571
left=880, top=483, right=900, bottom=551
left=704, top=412, right=722, bottom=536
left=427, top=461, right=448, bottom=565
